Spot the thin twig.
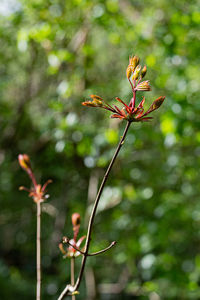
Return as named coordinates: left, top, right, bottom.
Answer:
left=63, top=237, right=116, bottom=256
left=88, top=241, right=116, bottom=256
left=36, top=201, right=41, bottom=300
left=128, top=78, right=135, bottom=95
left=57, top=121, right=131, bottom=299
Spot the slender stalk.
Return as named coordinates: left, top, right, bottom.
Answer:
left=63, top=237, right=116, bottom=256
left=129, top=79, right=136, bottom=110
left=58, top=121, right=131, bottom=299
left=71, top=258, right=76, bottom=300
left=36, top=201, right=41, bottom=300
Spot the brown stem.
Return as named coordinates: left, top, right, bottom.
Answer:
left=63, top=237, right=116, bottom=256
left=88, top=241, right=116, bottom=256
left=57, top=121, right=131, bottom=299
left=36, top=201, right=41, bottom=300
left=71, top=258, right=76, bottom=300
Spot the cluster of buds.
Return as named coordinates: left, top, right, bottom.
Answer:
left=59, top=213, right=86, bottom=258
left=18, top=154, right=52, bottom=203
left=126, top=56, right=147, bottom=81
left=82, top=54, right=165, bottom=122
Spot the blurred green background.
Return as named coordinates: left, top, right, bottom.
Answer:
left=0, top=0, right=200, bottom=299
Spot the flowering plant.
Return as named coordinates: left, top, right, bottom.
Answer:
left=82, top=55, right=165, bottom=122
left=18, top=54, right=166, bottom=300
left=18, top=154, right=52, bottom=203
left=59, top=213, right=86, bottom=258
left=57, top=54, right=166, bottom=299
left=18, top=154, right=51, bottom=300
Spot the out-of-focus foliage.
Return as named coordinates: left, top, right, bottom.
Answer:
left=0, top=0, right=200, bottom=299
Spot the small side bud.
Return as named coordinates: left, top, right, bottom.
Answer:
left=72, top=213, right=81, bottom=227
left=126, top=65, right=132, bottom=79
left=72, top=291, right=80, bottom=295
left=18, top=154, right=31, bottom=171
left=141, top=65, right=147, bottom=78
left=19, top=186, right=25, bottom=191
left=132, top=65, right=141, bottom=80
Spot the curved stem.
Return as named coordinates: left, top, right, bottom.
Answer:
left=36, top=201, right=41, bottom=300
left=63, top=237, right=116, bottom=256
left=88, top=241, right=116, bottom=256
left=57, top=121, right=131, bottom=299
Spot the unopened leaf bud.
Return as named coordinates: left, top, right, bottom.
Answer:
left=151, top=96, right=166, bottom=110
left=18, top=154, right=31, bottom=171
left=141, top=65, right=147, bottom=78
left=72, top=213, right=81, bottom=227
left=132, top=65, right=141, bottom=80
left=146, top=96, right=166, bottom=115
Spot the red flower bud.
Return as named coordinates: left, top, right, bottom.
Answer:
left=72, top=213, right=81, bottom=227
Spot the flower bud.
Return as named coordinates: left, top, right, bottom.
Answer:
left=129, top=55, right=140, bottom=69
left=126, top=65, right=132, bottom=79
left=72, top=213, right=81, bottom=227
left=132, top=65, right=141, bottom=80
left=18, top=154, right=31, bottom=171
left=141, top=65, right=147, bottom=78
left=136, top=80, right=151, bottom=91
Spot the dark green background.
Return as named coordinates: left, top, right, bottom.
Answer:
left=0, top=0, right=200, bottom=299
